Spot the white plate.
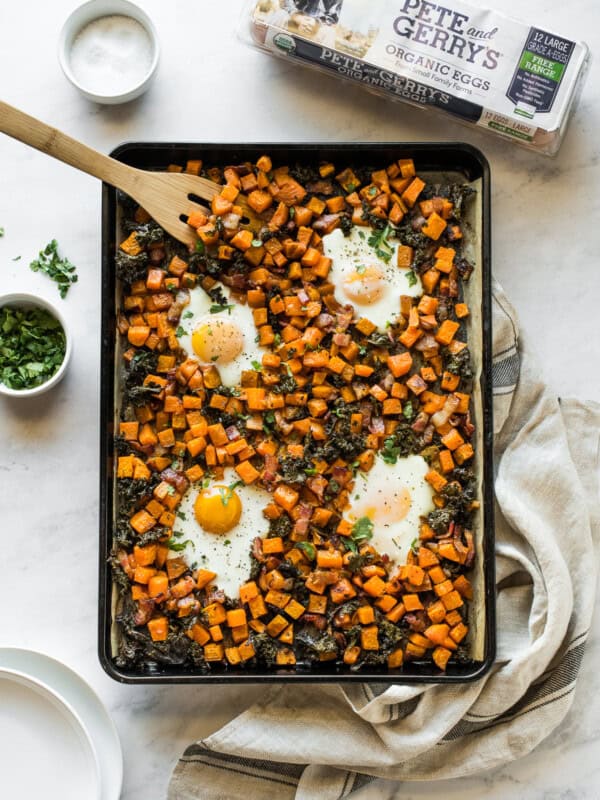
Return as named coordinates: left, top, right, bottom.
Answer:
left=0, top=648, right=122, bottom=800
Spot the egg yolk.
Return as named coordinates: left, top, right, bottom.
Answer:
left=343, top=265, right=386, bottom=305
left=360, top=488, right=412, bottom=525
left=191, top=319, right=244, bottom=364
left=194, top=485, right=242, bottom=534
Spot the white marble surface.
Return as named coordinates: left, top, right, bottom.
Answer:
left=0, top=1, right=599, bottom=798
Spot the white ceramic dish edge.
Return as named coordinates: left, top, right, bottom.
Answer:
left=58, top=0, right=160, bottom=105
left=0, top=648, right=123, bottom=800
left=0, top=292, right=73, bottom=398
left=0, top=665, right=102, bottom=800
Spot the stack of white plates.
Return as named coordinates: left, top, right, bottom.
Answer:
left=0, top=649, right=122, bottom=800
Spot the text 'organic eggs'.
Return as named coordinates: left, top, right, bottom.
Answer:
left=323, top=227, right=423, bottom=330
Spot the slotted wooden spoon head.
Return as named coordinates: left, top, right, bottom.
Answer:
left=125, top=171, right=265, bottom=249
left=0, top=100, right=266, bottom=250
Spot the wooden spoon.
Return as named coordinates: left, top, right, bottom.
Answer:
left=0, top=100, right=263, bottom=248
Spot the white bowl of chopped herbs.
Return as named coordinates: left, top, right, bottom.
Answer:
left=0, top=294, right=72, bottom=397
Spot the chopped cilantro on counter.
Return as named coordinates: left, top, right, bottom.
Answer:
left=29, top=239, right=78, bottom=299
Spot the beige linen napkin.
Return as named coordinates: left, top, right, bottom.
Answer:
left=169, top=280, right=600, bottom=800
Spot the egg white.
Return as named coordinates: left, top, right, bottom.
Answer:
left=177, top=284, right=265, bottom=387
left=174, top=468, right=270, bottom=597
left=323, top=227, right=423, bottom=330
left=344, top=455, right=434, bottom=565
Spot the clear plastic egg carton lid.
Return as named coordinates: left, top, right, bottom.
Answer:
left=240, top=0, right=590, bottom=156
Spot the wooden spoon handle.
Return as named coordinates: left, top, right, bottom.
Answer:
left=0, top=100, right=138, bottom=192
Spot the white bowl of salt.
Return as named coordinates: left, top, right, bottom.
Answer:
left=58, top=0, right=159, bottom=104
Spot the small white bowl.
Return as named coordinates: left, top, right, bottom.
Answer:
left=0, top=293, right=72, bottom=398
left=58, top=0, right=160, bottom=105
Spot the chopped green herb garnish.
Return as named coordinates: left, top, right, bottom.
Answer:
left=367, top=223, right=394, bottom=264
left=176, top=326, right=185, bottom=337
left=0, top=227, right=4, bottom=237
left=251, top=360, right=262, bottom=371
left=382, top=436, right=401, bottom=465
left=223, top=539, right=231, bottom=546
left=0, top=306, right=66, bottom=390
left=29, top=239, right=78, bottom=299
left=195, top=240, right=205, bottom=253
left=357, top=230, right=365, bottom=239
left=403, top=401, right=414, bottom=421
left=273, top=332, right=282, bottom=347
left=406, top=269, right=417, bottom=287
left=289, top=207, right=295, bottom=218
left=218, top=480, right=243, bottom=506
left=297, top=541, right=316, bottom=561
left=304, top=467, right=317, bottom=476
left=351, top=516, right=374, bottom=545
left=263, top=410, right=276, bottom=432
left=167, top=538, right=193, bottom=551
left=183, top=311, right=193, bottom=319
left=209, top=303, right=234, bottom=315
left=356, top=264, right=367, bottom=275
left=177, top=511, right=187, bottom=521
left=12, top=256, right=21, bottom=262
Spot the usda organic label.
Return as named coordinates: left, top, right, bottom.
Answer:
left=273, top=33, right=295, bottom=54
left=506, top=27, right=575, bottom=114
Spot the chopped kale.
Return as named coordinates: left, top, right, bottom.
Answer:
left=295, top=624, right=338, bottom=656
left=113, top=435, right=137, bottom=457
left=346, top=552, right=374, bottom=572
left=443, top=345, right=473, bottom=380
left=250, top=632, right=280, bottom=668
left=289, top=164, right=321, bottom=184
left=279, top=456, right=313, bottom=485
left=117, top=476, right=159, bottom=514
left=377, top=617, right=405, bottom=652
left=116, top=616, right=209, bottom=670
left=381, top=424, right=419, bottom=464
left=427, top=508, right=454, bottom=535
left=368, top=330, right=393, bottom=349
left=122, top=220, right=164, bottom=247
left=339, top=214, right=353, bottom=236
left=122, top=382, right=163, bottom=407
left=269, top=514, right=292, bottom=539
left=115, top=251, right=149, bottom=284
left=137, top=527, right=168, bottom=546
left=447, top=184, right=476, bottom=221
left=306, top=417, right=366, bottom=463
left=271, top=373, right=298, bottom=394
left=123, top=350, right=158, bottom=387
